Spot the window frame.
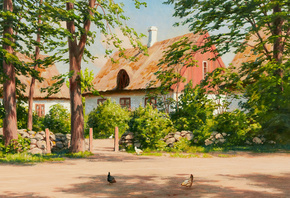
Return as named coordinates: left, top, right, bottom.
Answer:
left=119, top=97, right=131, bottom=109
left=202, top=61, right=208, bottom=79
left=97, top=98, right=107, bottom=105
left=35, top=104, right=45, bottom=117
left=144, top=97, right=157, bottom=107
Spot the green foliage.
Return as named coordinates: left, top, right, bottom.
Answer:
left=87, top=99, right=130, bottom=139
left=212, top=110, right=261, bottom=146
left=42, top=104, right=71, bottom=134
left=173, top=138, right=191, bottom=152
left=147, top=36, right=198, bottom=113
left=241, top=62, right=290, bottom=143
left=170, top=81, right=215, bottom=131
left=129, top=105, right=174, bottom=149
left=0, top=134, right=30, bottom=155
left=0, top=101, right=43, bottom=131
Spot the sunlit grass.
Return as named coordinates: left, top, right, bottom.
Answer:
left=64, top=151, right=93, bottom=158
left=0, top=152, right=65, bottom=164
left=141, top=152, right=163, bottom=156
left=169, top=153, right=200, bottom=158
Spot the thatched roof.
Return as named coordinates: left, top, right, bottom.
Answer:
left=92, top=32, right=203, bottom=92
left=1, top=53, right=70, bottom=99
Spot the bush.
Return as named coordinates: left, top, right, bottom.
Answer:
left=87, top=99, right=130, bottom=139
left=0, top=101, right=44, bottom=131
left=129, top=104, right=174, bottom=149
left=170, top=82, right=215, bottom=131
left=42, top=104, right=71, bottom=134
left=0, top=134, right=30, bottom=155
left=211, top=110, right=261, bottom=146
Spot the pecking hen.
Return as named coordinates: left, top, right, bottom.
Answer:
left=181, top=174, right=194, bottom=187
left=134, top=146, right=143, bottom=155
left=107, top=172, right=116, bottom=184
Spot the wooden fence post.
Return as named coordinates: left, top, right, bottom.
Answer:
left=89, top=128, right=93, bottom=152
left=114, top=126, right=119, bottom=152
left=45, top=128, right=51, bottom=154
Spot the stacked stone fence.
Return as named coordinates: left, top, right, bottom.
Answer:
left=0, top=128, right=89, bottom=154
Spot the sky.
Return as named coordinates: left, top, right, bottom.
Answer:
left=56, top=0, right=235, bottom=75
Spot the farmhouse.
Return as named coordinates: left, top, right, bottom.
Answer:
left=0, top=53, right=70, bottom=116
left=84, top=27, right=225, bottom=114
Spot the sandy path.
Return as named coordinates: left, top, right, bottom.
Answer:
left=0, top=139, right=289, bottom=198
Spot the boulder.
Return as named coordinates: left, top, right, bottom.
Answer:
left=29, top=148, right=43, bottom=154
left=205, top=139, right=213, bottom=146
left=166, top=137, right=176, bottom=145
left=21, top=132, right=30, bottom=139
left=30, top=144, right=37, bottom=149
left=185, top=133, right=194, bottom=141
left=253, top=137, right=262, bottom=144
left=56, top=142, right=64, bottom=149
left=0, top=128, right=3, bottom=136
left=28, top=131, right=36, bottom=135
left=30, top=138, right=37, bottom=144
left=180, top=131, right=188, bottom=137
left=39, top=131, right=45, bottom=136
left=35, top=134, right=44, bottom=141
left=222, top=132, right=227, bottom=137
left=215, top=133, right=223, bottom=139
left=50, top=134, right=56, bottom=141
left=174, top=133, right=181, bottom=141
left=37, top=141, right=46, bottom=149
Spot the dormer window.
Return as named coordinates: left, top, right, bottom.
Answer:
left=117, top=69, right=130, bottom=90
left=202, top=61, right=208, bottom=79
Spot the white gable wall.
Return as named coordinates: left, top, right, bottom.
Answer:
left=0, top=98, right=70, bottom=115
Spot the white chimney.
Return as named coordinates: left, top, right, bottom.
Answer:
left=147, top=26, right=158, bottom=48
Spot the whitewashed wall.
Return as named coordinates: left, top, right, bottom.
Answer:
left=32, top=99, right=70, bottom=114
left=0, top=98, right=70, bottom=115
left=85, top=92, right=147, bottom=115
left=85, top=91, right=248, bottom=115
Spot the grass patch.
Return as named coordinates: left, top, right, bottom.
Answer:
left=0, top=152, right=65, bottom=164
left=217, top=154, right=235, bottom=158
left=141, top=152, right=163, bottom=156
left=202, top=153, right=213, bottom=158
left=169, top=153, right=200, bottom=158
left=64, top=151, right=93, bottom=158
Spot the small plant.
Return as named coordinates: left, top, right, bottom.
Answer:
left=65, top=151, right=93, bottom=158
left=173, top=138, right=191, bottom=152
left=2, top=135, right=30, bottom=155
left=129, top=104, right=174, bottom=149
left=42, top=104, right=71, bottom=134
left=87, top=99, right=130, bottom=138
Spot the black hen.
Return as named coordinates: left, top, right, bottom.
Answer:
left=107, top=172, right=116, bottom=183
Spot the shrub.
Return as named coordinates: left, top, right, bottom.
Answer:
left=170, top=82, right=215, bottom=131
left=87, top=99, right=130, bottom=138
left=42, top=104, right=71, bottom=134
left=0, top=101, right=44, bottom=131
left=211, top=110, right=261, bottom=146
left=129, top=104, right=174, bottom=149
left=0, top=134, right=30, bottom=155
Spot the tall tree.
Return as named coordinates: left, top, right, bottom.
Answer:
left=164, top=0, right=289, bottom=67
left=50, top=0, right=146, bottom=152
left=27, top=0, right=43, bottom=130
left=2, top=0, right=17, bottom=146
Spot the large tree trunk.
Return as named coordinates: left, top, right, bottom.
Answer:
left=27, top=0, right=42, bottom=130
left=3, top=0, right=17, bottom=146
left=272, top=4, right=284, bottom=92
left=69, top=54, right=85, bottom=152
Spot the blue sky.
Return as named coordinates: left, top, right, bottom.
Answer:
left=56, top=0, right=234, bottom=75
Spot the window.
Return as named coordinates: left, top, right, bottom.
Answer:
left=117, top=69, right=130, bottom=90
left=120, top=98, right=131, bottom=109
left=35, top=104, right=45, bottom=117
left=203, top=61, right=208, bottom=79
left=97, top=98, right=107, bottom=105
left=145, top=97, right=157, bottom=107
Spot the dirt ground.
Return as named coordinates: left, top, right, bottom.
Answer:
left=0, top=139, right=290, bottom=198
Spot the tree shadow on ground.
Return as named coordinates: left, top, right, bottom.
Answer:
left=55, top=173, right=290, bottom=198
left=0, top=192, right=48, bottom=198
left=85, top=153, right=153, bottom=163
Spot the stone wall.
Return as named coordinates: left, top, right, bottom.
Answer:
left=0, top=128, right=71, bottom=154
